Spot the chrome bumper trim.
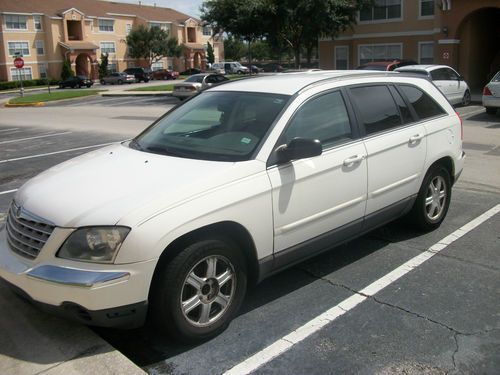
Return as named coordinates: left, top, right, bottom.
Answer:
left=26, top=265, right=130, bottom=287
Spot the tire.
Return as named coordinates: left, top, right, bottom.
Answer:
left=408, top=165, right=451, bottom=231
left=86, top=84, right=91, bottom=88
left=100, top=80, right=105, bottom=85
left=117, top=79, right=123, bottom=85
left=461, top=90, right=471, bottom=106
left=485, top=107, right=497, bottom=115
left=75, top=84, right=81, bottom=89
left=150, top=238, right=247, bottom=343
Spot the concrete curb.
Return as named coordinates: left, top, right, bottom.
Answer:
left=4, top=102, right=45, bottom=107
left=101, top=91, right=172, bottom=97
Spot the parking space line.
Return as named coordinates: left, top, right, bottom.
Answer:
left=0, top=142, right=118, bottom=164
left=0, top=128, right=19, bottom=133
left=0, top=131, right=72, bottom=145
left=0, top=189, right=17, bottom=196
left=224, top=204, right=500, bottom=375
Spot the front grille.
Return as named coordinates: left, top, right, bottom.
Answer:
left=5, top=202, right=55, bottom=259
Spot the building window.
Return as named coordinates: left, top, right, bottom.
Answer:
left=39, top=63, right=48, bottom=79
left=187, top=27, right=196, bottom=43
left=203, top=26, right=211, bottom=36
left=108, top=62, right=117, bottom=73
left=360, top=0, right=402, bottom=22
left=359, top=44, right=402, bottom=65
left=11, top=67, right=32, bottom=80
left=35, top=40, right=45, bottom=55
left=420, top=0, right=435, bottom=17
left=126, top=23, right=132, bottom=34
left=151, top=61, right=164, bottom=71
left=8, top=41, right=30, bottom=56
left=100, top=42, right=116, bottom=54
left=34, top=15, right=43, bottom=31
left=419, top=42, right=434, bottom=64
left=5, top=14, right=28, bottom=30
left=98, top=19, right=114, bottom=32
left=335, top=46, right=349, bottom=69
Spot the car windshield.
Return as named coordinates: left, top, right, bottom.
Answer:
left=185, top=75, right=205, bottom=83
left=132, top=91, right=290, bottom=161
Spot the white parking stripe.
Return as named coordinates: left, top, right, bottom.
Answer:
left=0, top=189, right=18, bottom=196
left=0, top=128, right=20, bottom=133
left=224, top=204, right=500, bottom=375
left=0, top=142, right=117, bottom=164
left=0, top=131, right=72, bottom=145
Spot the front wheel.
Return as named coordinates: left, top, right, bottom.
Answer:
left=461, top=90, right=471, bottom=106
left=150, top=238, right=247, bottom=343
left=408, top=165, right=451, bottom=231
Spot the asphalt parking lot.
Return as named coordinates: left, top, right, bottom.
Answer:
left=0, top=99, right=499, bottom=375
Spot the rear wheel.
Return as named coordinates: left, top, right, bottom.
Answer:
left=485, top=107, right=497, bottom=115
left=117, top=79, right=123, bottom=85
left=408, top=165, right=451, bottom=231
left=151, top=238, right=247, bottom=343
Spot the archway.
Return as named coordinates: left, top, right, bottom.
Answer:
left=457, top=7, right=500, bottom=90
left=193, top=52, right=202, bottom=69
left=75, top=53, right=92, bottom=77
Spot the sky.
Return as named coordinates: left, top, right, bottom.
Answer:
left=116, top=0, right=204, bottom=18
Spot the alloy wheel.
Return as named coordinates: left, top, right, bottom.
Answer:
left=425, top=175, right=447, bottom=221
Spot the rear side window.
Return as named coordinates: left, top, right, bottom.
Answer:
left=349, top=85, right=402, bottom=135
left=399, top=85, right=446, bottom=120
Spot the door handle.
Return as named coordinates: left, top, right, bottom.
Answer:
left=343, top=154, right=366, bottom=166
left=409, top=134, right=424, bottom=143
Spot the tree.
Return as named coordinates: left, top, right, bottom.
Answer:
left=207, top=42, right=215, bottom=65
left=61, top=58, right=73, bottom=80
left=99, top=53, right=109, bottom=79
left=126, top=24, right=183, bottom=68
left=223, top=37, right=246, bottom=61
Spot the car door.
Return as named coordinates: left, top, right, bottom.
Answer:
left=266, top=90, right=367, bottom=261
left=347, top=84, right=426, bottom=222
left=445, top=67, right=466, bottom=103
left=430, top=68, right=456, bottom=102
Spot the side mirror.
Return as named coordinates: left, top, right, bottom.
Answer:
left=275, top=138, right=322, bottom=164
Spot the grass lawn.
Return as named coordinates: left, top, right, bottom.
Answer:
left=8, top=89, right=104, bottom=104
left=127, top=84, right=175, bottom=92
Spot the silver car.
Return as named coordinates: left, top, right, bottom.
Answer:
left=483, top=71, right=500, bottom=115
left=172, top=73, right=229, bottom=100
left=100, top=72, right=136, bottom=85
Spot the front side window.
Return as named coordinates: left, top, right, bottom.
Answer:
left=100, top=42, right=116, bottom=54
left=133, top=91, right=290, bottom=161
left=360, top=0, right=402, bottom=22
left=98, top=19, right=114, bottom=32
left=5, top=14, right=28, bottom=30
left=359, top=44, right=401, bottom=65
left=349, top=85, right=402, bottom=135
left=283, top=91, right=352, bottom=148
left=8, top=41, right=30, bottom=56
left=399, top=85, right=446, bottom=120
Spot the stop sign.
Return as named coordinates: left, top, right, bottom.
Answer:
left=14, top=57, right=24, bottom=69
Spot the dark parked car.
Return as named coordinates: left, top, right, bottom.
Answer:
left=100, top=72, right=136, bottom=85
left=123, top=67, right=151, bottom=82
left=246, top=65, right=264, bottom=74
left=356, top=59, right=417, bottom=71
left=152, top=69, right=179, bottom=80
left=262, top=63, right=284, bottom=72
left=180, top=68, right=202, bottom=76
left=59, top=75, right=93, bottom=88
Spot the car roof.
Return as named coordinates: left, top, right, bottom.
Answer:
left=210, top=70, right=405, bottom=95
left=395, top=65, right=452, bottom=72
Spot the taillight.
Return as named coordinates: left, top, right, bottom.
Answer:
left=483, top=86, right=492, bottom=96
left=456, top=111, right=463, bottom=140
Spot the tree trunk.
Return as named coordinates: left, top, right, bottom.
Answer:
left=294, top=47, right=301, bottom=69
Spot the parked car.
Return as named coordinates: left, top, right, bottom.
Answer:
left=100, top=72, right=136, bottom=85
left=356, top=59, right=417, bottom=71
left=59, top=75, right=93, bottom=88
left=152, top=69, right=179, bottom=80
left=0, top=71, right=464, bottom=343
left=262, top=63, right=284, bottom=72
left=123, top=67, right=151, bottom=82
left=212, top=62, right=249, bottom=75
left=172, top=73, right=229, bottom=100
left=395, top=65, right=471, bottom=106
left=482, top=71, right=500, bottom=115
left=246, top=65, right=264, bottom=74
left=180, top=68, right=202, bottom=76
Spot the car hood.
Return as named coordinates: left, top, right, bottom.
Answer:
left=16, top=143, right=263, bottom=227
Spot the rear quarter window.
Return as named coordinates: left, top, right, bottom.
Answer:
left=398, top=85, right=446, bottom=120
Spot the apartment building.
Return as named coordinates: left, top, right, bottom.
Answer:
left=0, top=0, right=224, bottom=81
left=319, top=0, right=500, bottom=90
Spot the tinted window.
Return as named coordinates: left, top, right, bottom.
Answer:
left=399, top=85, right=446, bottom=120
left=390, top=86, right=413, bottom=123
left=349, top=85, right=402, bottom=135
left=283, top=91, right=352, bottom=148
left=430, top=68, right=451, bottom=81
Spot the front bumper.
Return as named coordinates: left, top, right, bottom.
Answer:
left=0, top=228, right=156, bottom=328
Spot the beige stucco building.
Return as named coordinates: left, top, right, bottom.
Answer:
left=0, top=0, right=224, bottom=81
left=319, top=0, right=500, bottom=90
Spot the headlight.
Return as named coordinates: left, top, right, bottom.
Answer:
left=57, top=226, right=130, bottom=263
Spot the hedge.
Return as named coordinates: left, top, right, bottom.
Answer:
left=0, top=78, right=61, bottom=91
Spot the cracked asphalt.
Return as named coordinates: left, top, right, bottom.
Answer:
left=0, top=98, right=499, bottom=374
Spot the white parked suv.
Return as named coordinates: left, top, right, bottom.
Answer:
left=395, top=65, right=471, bottom=106
left=0, top=71, right=464, bottom=342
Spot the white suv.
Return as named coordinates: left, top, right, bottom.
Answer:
left=0, top=71, right=464, bottom=342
